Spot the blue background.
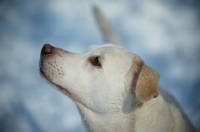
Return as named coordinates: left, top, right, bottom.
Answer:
left=0, top=0, right=200, bottom=131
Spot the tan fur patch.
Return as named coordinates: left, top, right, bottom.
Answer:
left=135, top=58, right=159, bottom=102
left=125, top=57, right=160, bottom=102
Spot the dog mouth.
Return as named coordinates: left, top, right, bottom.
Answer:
left=40, top=67, right=71, bottom=97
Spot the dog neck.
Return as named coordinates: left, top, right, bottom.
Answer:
left=76, top=94, right=176, bottom=132
left=75, top=94, right=139, bottom=132
left=76, top=103, right=136, bottom=132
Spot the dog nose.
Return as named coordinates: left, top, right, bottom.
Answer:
left=41, top=44, right=54, bottom=55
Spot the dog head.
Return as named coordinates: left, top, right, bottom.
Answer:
left=40, top=44, right=159, bottom=114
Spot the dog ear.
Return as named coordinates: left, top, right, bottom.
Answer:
left=125, top=57, right=160, bottom=102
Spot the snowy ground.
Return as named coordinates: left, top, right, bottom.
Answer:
left=0, top=0, right=200, bottom=132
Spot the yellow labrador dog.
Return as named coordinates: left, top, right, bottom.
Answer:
left=39, top=7, right=196, bottom=132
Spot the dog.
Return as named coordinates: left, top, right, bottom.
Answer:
left=39, top=7, right=196, bottom=132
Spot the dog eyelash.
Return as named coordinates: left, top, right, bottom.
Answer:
left=89, top=56, right=102, bottom=68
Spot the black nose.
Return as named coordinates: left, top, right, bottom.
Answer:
left=41, top=44, right=54, bottom=55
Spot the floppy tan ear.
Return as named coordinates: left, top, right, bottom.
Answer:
left=125, top=57, right=160, bottom=102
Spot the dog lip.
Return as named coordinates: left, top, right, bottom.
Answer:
left=40, top=67, right=44, bottom=74
left=39, top=67, right=48, bottom=79
left=39, top=66, right=71, bottom=96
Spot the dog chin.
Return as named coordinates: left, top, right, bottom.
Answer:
left=39, top=68, right=71, bottom=97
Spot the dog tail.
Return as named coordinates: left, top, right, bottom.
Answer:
left=93, top=6, right=122, bottom=46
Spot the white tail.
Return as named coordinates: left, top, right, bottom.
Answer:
left=93, top=6, right=122, bottom=46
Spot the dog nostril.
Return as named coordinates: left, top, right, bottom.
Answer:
left=41, top=44, right=54, bottom=54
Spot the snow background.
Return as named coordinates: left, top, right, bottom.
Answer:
left=0, top=0, right=200, bottom=132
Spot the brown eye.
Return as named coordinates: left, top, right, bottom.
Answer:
left=90, top=56, right=101, bottom=67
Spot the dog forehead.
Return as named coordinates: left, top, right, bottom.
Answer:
left=87, top=43, right=121, bottom=52
left=87, top=44, right=130, bottom=57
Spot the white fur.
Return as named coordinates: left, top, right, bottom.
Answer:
left=40, top=44, right=195, bottom=132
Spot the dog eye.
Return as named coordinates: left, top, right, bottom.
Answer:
left=90, top=56, right=101, bottom=67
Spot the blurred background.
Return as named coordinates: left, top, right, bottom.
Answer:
left=0, top=0, right=200, bottom=132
